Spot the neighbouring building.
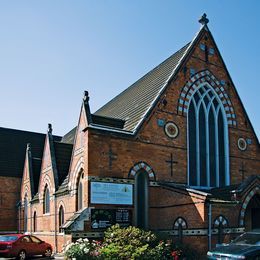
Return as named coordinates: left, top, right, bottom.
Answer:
left=4, top=14, right=260, bottom=254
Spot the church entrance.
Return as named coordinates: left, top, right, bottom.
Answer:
left=134, top=170, right=149, bottom=230
left=244, top=194, right=260, bottom=231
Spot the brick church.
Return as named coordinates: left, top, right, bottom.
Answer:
left=1, top=14, right=259, bottom=254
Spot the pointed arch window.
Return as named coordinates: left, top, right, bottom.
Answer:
left=33, top=211, right=37, bottom=232
left=187, top=83, right=229, bottom=188
left=43, top=185, right=50, bottom=214
left=24, top=195, right=28, bottom=232
left=59, top=205, right=65, bottom=233
left=173, top=217, right=187, bottom=243
left=76, top=172, right=84, bottom=211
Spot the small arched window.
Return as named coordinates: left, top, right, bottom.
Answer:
left=33, top=211, right=37, bottom=232
left=214, top=215, right=228, bottom=244
left=24, top=195, right=28, bottom=232
left=173, top=217, right=187, bottom=243
left=59, top=205, right=64, bottom=233
left=43, top=185, right=50, bottom=214
left=76, top=172, right=84, bottom=211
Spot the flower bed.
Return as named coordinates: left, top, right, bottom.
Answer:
left=63, top=225, right=200, bottom=259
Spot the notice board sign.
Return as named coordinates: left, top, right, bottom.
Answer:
left=91, top=209, right=132, bottom=229
left=90, top=182, right=133, bottom=205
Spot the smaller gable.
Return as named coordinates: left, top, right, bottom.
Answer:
left=21, top=144, right=42, bottom=200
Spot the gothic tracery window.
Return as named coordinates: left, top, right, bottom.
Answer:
left=188, top=83, right=229, bottom=188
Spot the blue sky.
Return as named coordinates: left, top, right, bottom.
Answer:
left=0, top=1, right=259, bottom=138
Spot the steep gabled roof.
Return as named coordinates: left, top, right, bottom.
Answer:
left=94, top=42, right=191, bottom=132
left=0, top=127, right=46, bottom=178
left=61, top=127, right=77, bottom=144
left=54, top=141, right=73, bottom=185
left=31, top=157, right=42, bottom=195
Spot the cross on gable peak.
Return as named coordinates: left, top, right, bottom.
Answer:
left=199, top=13, right=209, bottom=26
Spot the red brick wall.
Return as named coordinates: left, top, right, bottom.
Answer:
left=0, top=176, right=20, bottom=231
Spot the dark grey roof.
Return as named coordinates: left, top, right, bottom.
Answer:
left=61, top=127, right=76, bottom=144
left=0, top=127, right=45, bottom=178
left=55, top=174, right=69, bottom=196
left=31, top=157, right=42, bottom=195
left=0, top=127, right=61, bottom=178
left=54, top=141, right=73, bottom=185
left=94, top=42, right=191, bottom=132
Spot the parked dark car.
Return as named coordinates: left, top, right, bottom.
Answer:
left=0, top=234, right=52, bottom=259
left=207, top=231, right=260, bottom=259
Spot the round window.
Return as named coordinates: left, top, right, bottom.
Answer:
left=237, top=138, right=247, bottom=151
left=164, top=122, right=179, bottom=139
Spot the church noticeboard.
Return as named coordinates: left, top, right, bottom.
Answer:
left=91, top=209, right=132, bottom=229
left=90, top=182, right=133, bottom=205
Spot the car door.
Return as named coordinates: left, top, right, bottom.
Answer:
left=19, top=236, right=35, bottom=256
left=30, top=235, right=44, bottom=255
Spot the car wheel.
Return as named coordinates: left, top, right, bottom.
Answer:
left=17, top=250, right=26, bottom=260
left=43, top=247, right=52, bottom=258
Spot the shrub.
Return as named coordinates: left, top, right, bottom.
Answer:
left=99, top=224, right=171, bottom=259
left=64, top=238, right=101, bottom=260
left=63, top=225, right=200, bottom=259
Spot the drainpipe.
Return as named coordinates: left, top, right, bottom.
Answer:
left=208, top=202, right=212, bottom=251
left=30, top=202, right=32, bottom=233
left=54, top=194, right=58, bottom=253
left=18, top=202, right=21, bottom=233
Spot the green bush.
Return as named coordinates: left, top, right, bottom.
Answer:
left=99, top=224, right=171, bottom=259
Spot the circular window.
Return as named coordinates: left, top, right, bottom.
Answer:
left=164, top=122, right=179, bottom=139
left=237, top=138, right=247, bottom=151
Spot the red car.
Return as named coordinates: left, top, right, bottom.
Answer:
left=0, top=234, right=52, bottom=259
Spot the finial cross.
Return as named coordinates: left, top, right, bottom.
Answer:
left=199, top=13, right=209, bottom=26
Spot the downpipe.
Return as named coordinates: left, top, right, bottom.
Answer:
left=208, top=202, right=212, bottom=251
left=54, top=194, right=57, bottom=253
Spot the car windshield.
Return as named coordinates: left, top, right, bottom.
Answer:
left=0, top=236, right=18, bottom=242
left=231, top=233, right=260, bottom=246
